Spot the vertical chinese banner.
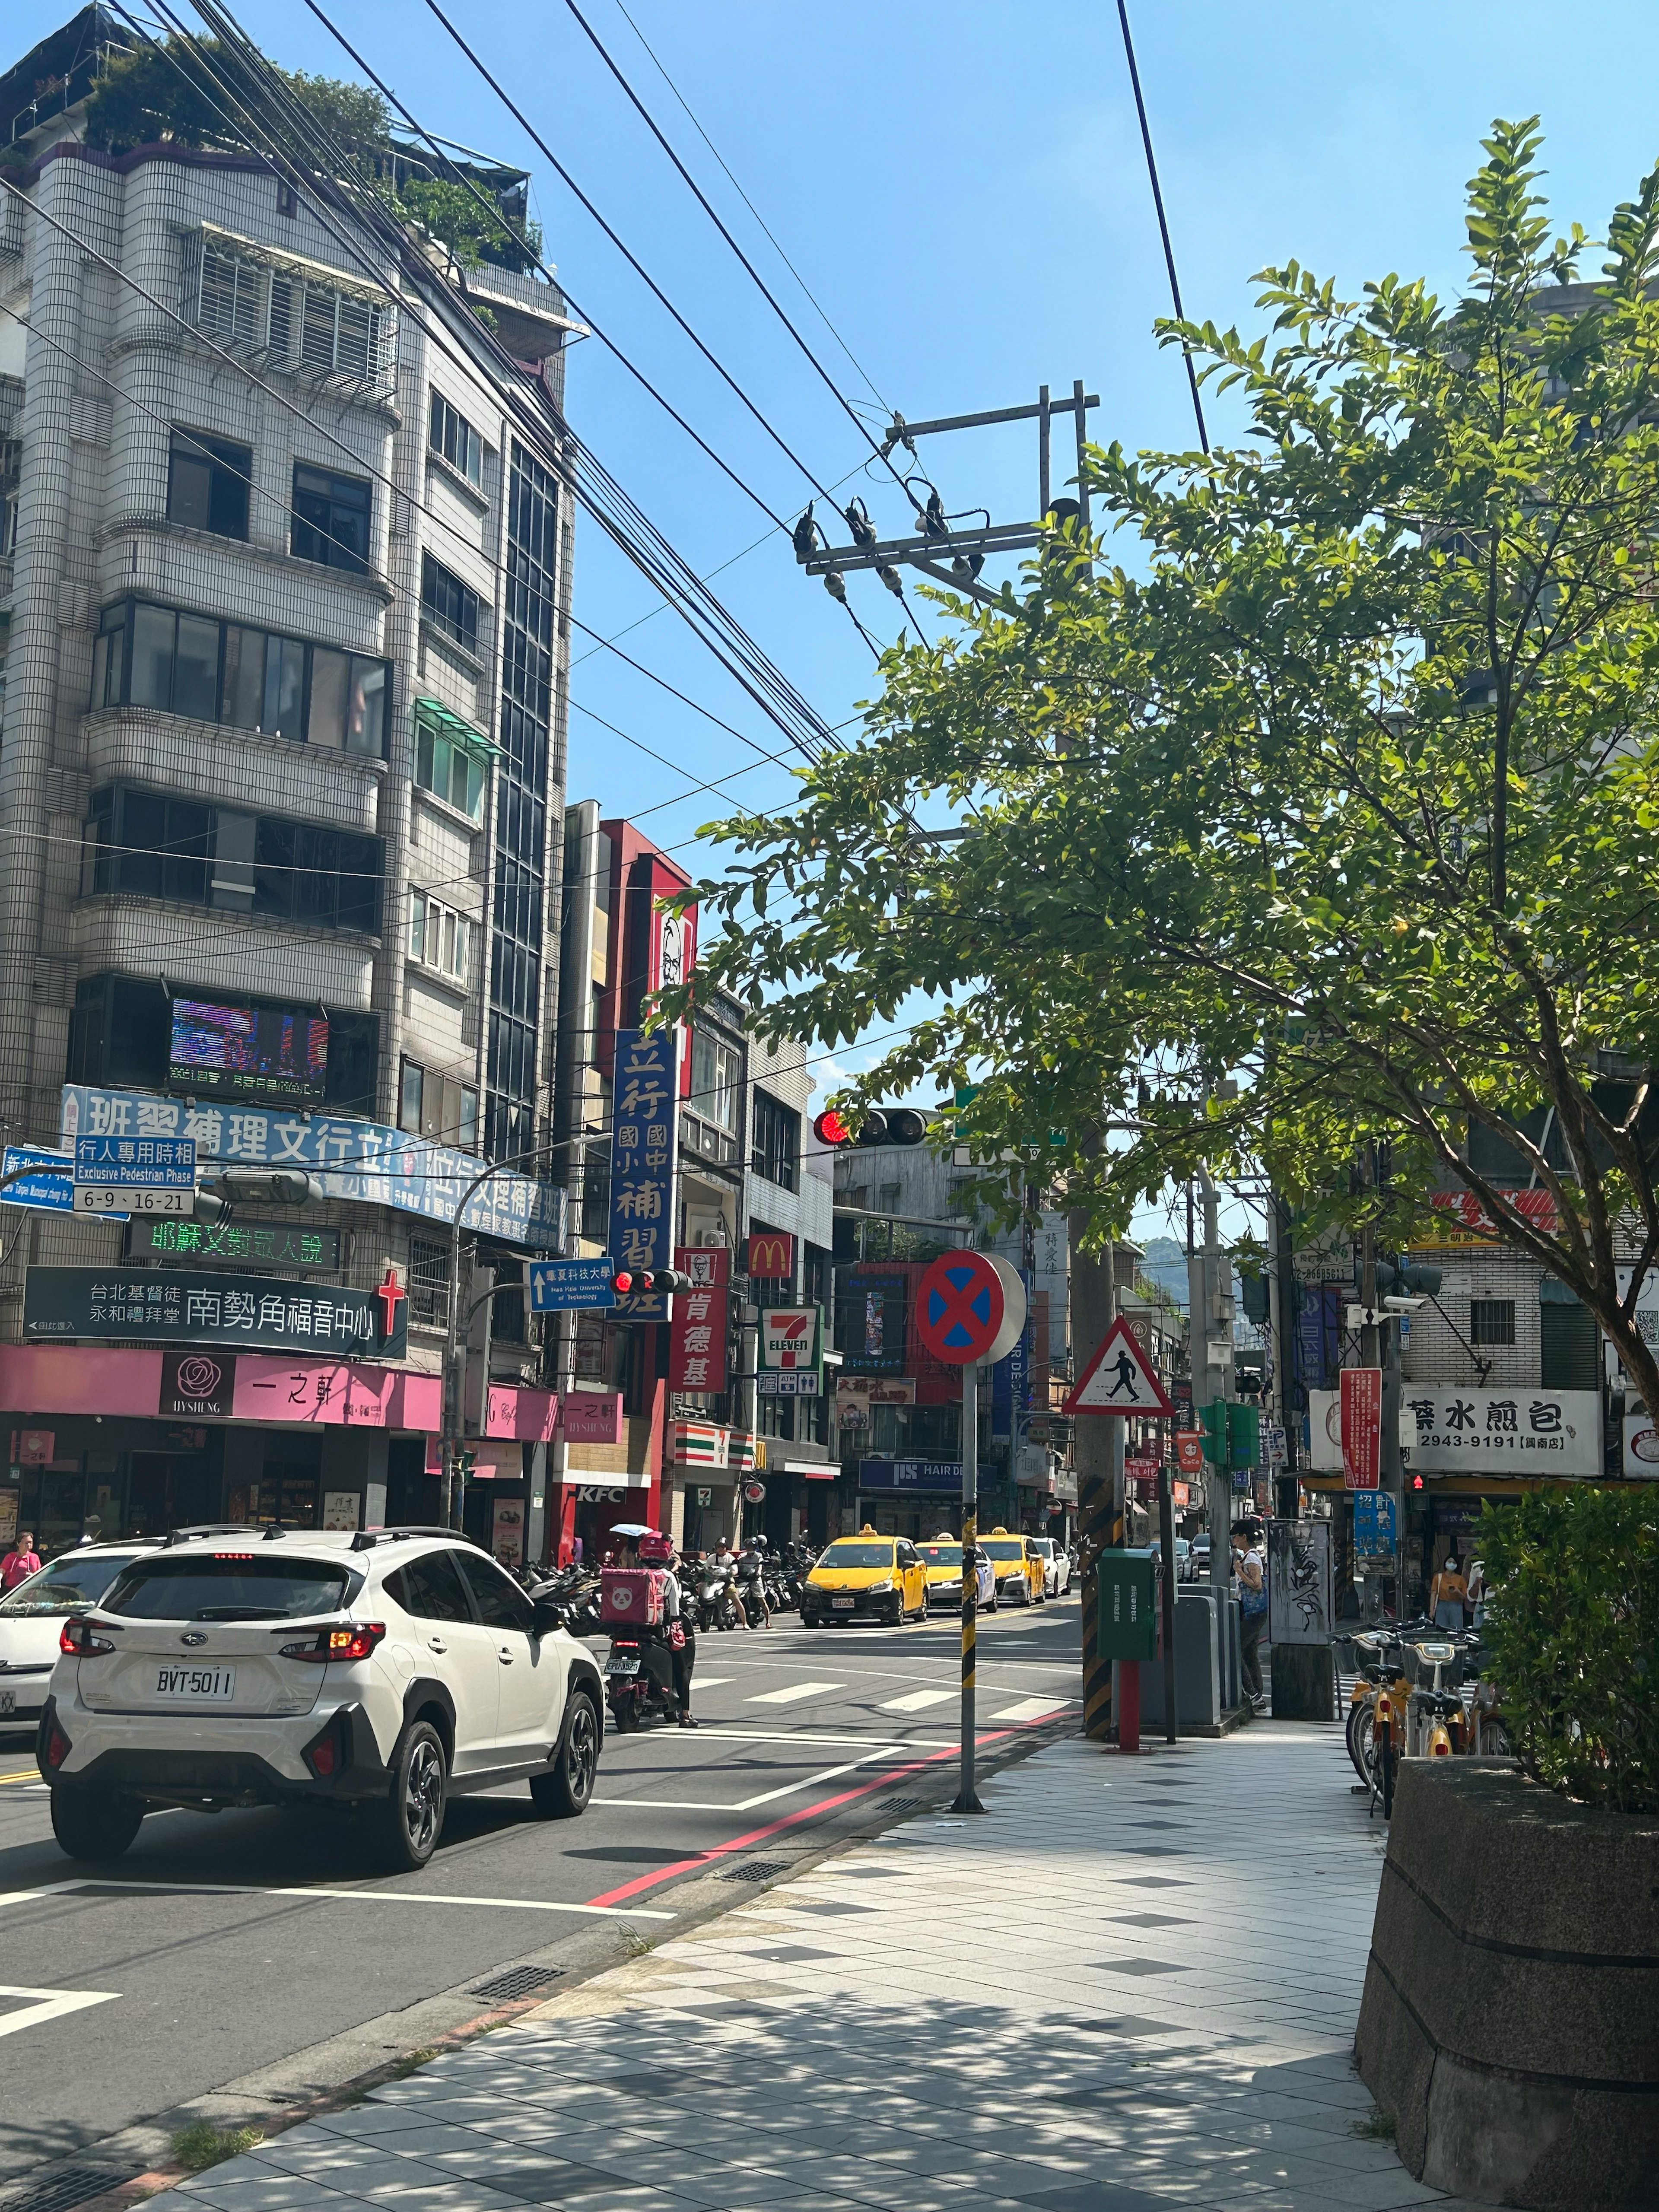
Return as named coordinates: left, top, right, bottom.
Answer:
left=669, top=1244, right=729, bottom=1392
left=607, top=1029, right=679, bottom=1318
left=1341, top=1366, right=1382, bottom=1491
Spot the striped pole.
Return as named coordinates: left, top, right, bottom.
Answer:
left=954, top=1358, right=985, bottom=1813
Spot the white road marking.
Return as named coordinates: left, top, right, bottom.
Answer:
left=0, top=1983, right=119, bottom=2037
left=688, top=1678, right=733, bottom=1689
left=0, top=1883, right=84, bottom=1909
left=735, top=1750, right=897, bottom=1809
left=591, top=1799, right=748, bottom=1813
left=661, top=1727, right=904, bottom=1750
left=880, top=1687, right=957, bottom=1713
left=991, top=1696, right=1079, bottom=1722
left=66, top=1878, right=673, bottom=1919
left=747, top=1681, right=843, bottom=1706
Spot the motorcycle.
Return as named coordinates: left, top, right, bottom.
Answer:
left=736, top=1547, right=771, bottom=1628
left=704, top=1551, right=742, bottom=1630
left=605, top=1622, right=681, bottom=1730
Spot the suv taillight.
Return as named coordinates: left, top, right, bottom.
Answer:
left=280, top=1623, right=386, bottom=1664
left=60, top=1618, right=115, bottom=1656
left=44, top=1719, right=72, bottom=1769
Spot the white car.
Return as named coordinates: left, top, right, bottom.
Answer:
left=1026, top=1537, right=1071, bottom=1597
left=38, top=1526, right=605, bottom=1871
left=0, top=1542, right=163, bottom=1732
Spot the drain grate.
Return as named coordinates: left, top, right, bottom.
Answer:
left=720, top=1857, right=788, bottom=1882
left=467, top=1965, right=566, bottom=2003
left=878, top=1796, right=924, bottom=1811
left=1, top=2168, right=133, bottom=2212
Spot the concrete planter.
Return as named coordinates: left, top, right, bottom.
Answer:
left=1355, top=1760, right=1659, bottom=2208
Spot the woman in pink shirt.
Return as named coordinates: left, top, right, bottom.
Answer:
left=1, top=1534, right=41, bottom=1592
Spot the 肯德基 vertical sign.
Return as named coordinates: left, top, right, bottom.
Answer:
left=669, top=1244, right=728, bottom=1392
left=1341, top=1366, right=1382, bottom=1491
left=607, top=1030, right=678, bottom=1319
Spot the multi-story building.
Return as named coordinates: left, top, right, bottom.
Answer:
left=553, top=804, right=833, bottom=1557
left=0, top=11, right=573, bottom=1559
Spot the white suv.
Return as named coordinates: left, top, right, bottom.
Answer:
left=38, top=1526, right=605, bottom=1871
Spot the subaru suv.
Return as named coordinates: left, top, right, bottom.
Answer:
left=37, top=1526, right=605, bottom=1872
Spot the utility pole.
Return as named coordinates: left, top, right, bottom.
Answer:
left=795, top=383, right=1099, bottom=611
left=1187, top=1160, right=1231, bottom=1597
left=1071, top=1196, right=1120, bottom=1744
left=1272, top=1191, right=1300, bottom=1519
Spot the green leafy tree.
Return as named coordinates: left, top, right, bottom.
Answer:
left=671, top=119, right=1659, bottom=1421
left=396, top=177, right=542, bottom=274
left=83, top=38, right=389, bottom=161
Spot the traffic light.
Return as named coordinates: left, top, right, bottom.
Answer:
left=812, top=1106, right=928, bottom=1147
left=613, top=1267, right=693, bottom=1296
left=1239, top=1271, right=1270, bottom=1325
left=1376, top=1258, right=1443, bottom=1297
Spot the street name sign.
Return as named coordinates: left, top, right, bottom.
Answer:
left=1062, top=1315, right=1175, bottom=1416
left=529, top=1256, right=617, bottom=1312
left=3, top=1144, right=128, bottom=1218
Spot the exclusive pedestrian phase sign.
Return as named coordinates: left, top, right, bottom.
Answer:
left=913, top=1250, right=1027, bottom=1367
left=1062, top=1316, right=1175, bottom=1417
left=73, top=1134, right=196, bottom=1217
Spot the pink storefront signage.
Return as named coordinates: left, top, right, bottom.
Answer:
left=560, top=1390, right=623, bottom=1445
left=484, top=1386, right=560, bottom=1442
left=0, top=1346, right=439, bottom=1432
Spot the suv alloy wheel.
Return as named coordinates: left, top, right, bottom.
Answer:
left=372, top=1717, right=447, bottom=1871
left=531, top=1690, right=599, bottom=1817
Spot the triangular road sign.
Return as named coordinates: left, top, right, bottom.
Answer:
left=1062, top=1316, right=1175, bottom=1417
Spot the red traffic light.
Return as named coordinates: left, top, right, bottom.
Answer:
left=813, top=1107, right=854, bottom=1147
left=612, top=1271, right=633, bottom=1295
left=811, top=1105, right=928, bottom=1149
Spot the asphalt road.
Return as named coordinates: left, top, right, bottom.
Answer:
left=0, top=1592, right=1082, bottom=2181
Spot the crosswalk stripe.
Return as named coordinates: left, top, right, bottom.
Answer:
left=880, top=1687, right=957, bottom=1713
left=688, top=1678, right=732, bottom=1690
left=992, top=1695, right=1077, bottom=1722
left=746, top=1680, right=842, bottom=1706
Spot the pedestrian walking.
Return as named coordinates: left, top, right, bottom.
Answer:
left=1, top=1530, right=41, bottom=1592
left=1429, top=1552, right=1469, bottom=1629
left=1233, top=1521, right=1268, bottom=1710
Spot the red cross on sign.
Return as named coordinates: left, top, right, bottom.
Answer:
left=914, top=1251, right=1027, bottom=1367
left=375, top=1265, right=407, bottom=1339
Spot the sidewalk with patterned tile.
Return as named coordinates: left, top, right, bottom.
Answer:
left=153, top=1718, right=1490, bottom=2212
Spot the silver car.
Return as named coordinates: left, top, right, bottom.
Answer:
left=0, top=1542, right=163, bottom=1730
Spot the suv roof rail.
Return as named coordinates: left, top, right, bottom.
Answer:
left=350, top=1524, right=483, bottom=1553
left=163, top=1522, right=261, bottom=1547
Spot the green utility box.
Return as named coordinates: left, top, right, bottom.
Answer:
left=1200, top=1399, right=1228, bottom=1466
left=1097, top=1550, right=1158, bottom=1661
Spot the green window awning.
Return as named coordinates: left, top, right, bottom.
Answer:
left=413, top=695, right=500, bottom=760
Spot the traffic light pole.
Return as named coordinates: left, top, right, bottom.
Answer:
left=954, top=1357, right=985, bottom=1814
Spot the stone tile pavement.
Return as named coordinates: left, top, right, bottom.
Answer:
left=156, top=1718, right=1493, bottom=2212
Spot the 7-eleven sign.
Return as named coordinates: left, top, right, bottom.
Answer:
left=761, top=1306, right=819, bottom=1369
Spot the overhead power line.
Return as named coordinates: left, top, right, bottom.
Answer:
left=1115, top=0, right=1209, bottom=454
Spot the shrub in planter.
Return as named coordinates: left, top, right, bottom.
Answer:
left=1478, top=1486, right=1658, bottom=1812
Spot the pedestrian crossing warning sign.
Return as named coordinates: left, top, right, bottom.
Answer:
left=1062, top=1316, right=1175, bottom=1417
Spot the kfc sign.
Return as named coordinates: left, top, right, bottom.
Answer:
left=669, top=1244, right=729, bottom=1394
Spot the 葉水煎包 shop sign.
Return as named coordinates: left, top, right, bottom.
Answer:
left=1405, top=1389, right=1599, bottom=1477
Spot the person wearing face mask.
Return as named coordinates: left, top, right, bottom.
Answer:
left=1429, top=1551, right=1469, bottom=1630
left=1233, top=1520, right=1268, bottom=1711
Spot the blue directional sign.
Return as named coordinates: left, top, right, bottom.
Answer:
left=74, top=1135, right=196, bottom=1189
left=529, top=1256, right=617, bottom=1313
left=2, top=1145, right=128, bottom=1218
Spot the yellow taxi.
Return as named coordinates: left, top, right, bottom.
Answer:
left=917, top=1534, right=998, bottom=1611
left=801, top=1528, right=929, bottom=1627
left=979, top=1528, right=1046, bottom=1607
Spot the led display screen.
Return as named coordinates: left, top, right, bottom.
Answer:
left=168, top=996, right=328, bottom=1106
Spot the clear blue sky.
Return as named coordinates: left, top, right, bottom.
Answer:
left=15, top=1, right=1659, bottom=1227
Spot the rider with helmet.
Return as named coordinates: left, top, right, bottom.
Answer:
left=637, top=1531, right=698, bottom=1727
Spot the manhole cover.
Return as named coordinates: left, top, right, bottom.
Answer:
left=720, top=1857, right=788, bottom=1882
left=468, top=1966, right=566, bottom=2003
left=1, top=2168, right=132, bottom=2212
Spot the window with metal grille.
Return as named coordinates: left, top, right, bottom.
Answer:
left=751, top=1089, right=799, bottom=1192
left=421, top=551, right=480, bottom=656
left=1469, top=1299, right=1516, bottom=1346
left=191, top=239, right=388, bottom=383
left=408, top=1236, right=451, bottom=1327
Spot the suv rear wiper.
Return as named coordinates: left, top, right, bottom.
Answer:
left=189, top=1605, right=289, bottom=1620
